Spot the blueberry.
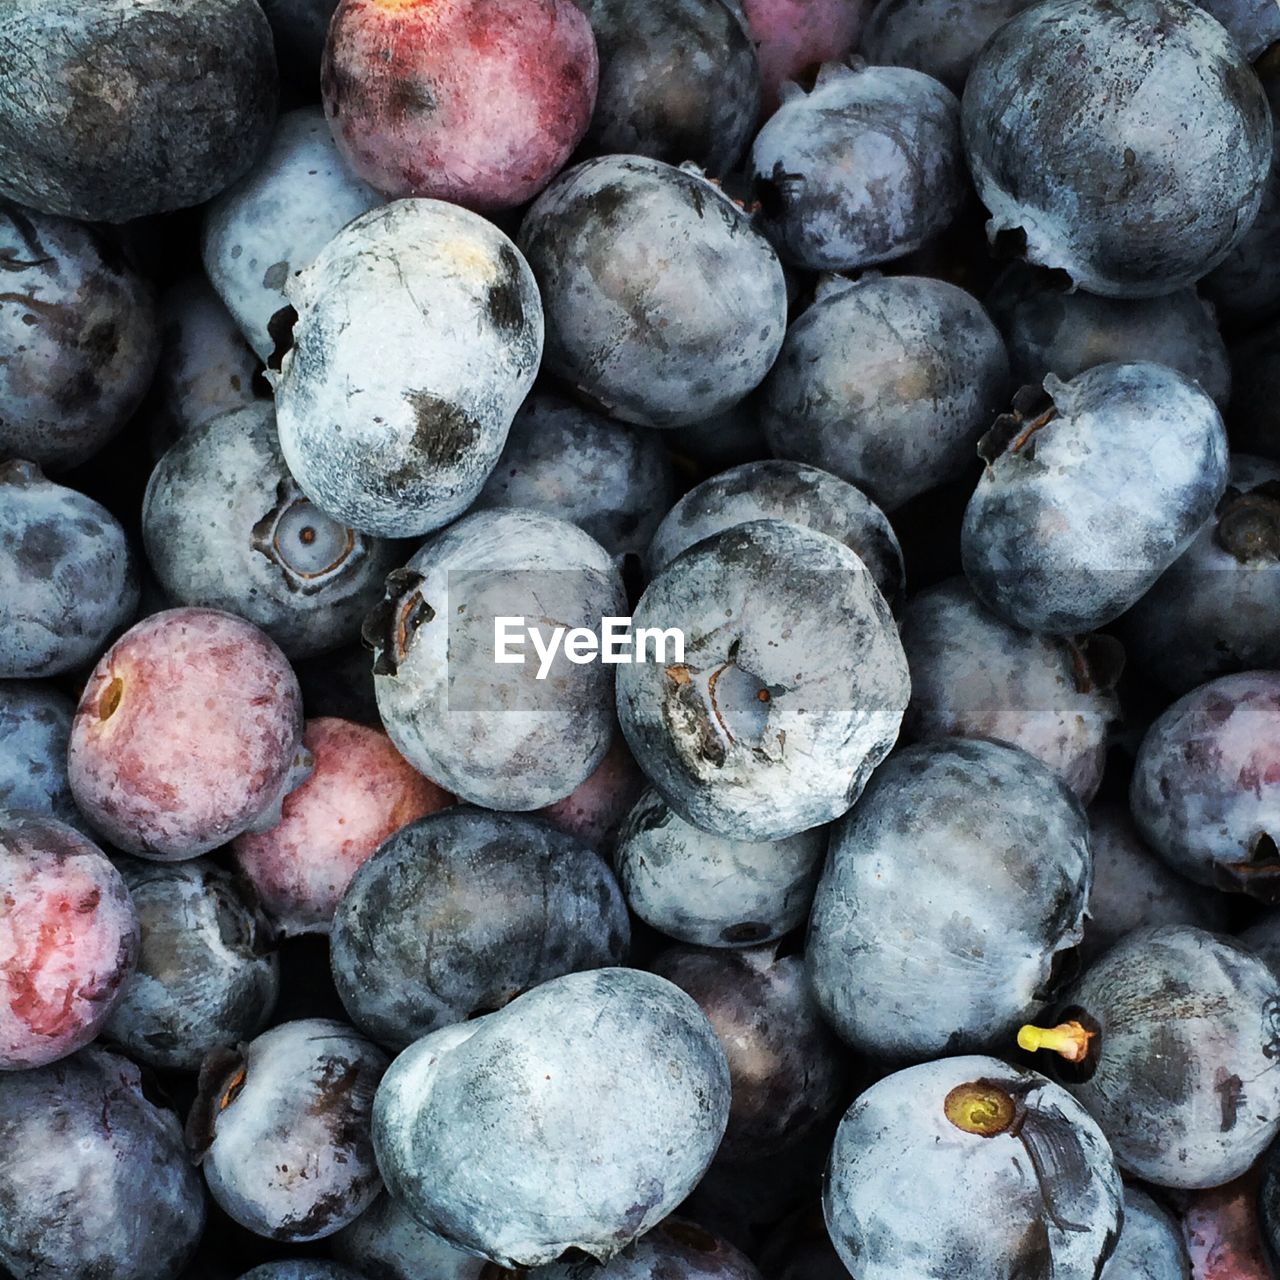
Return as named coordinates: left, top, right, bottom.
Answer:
left=472, top=393, right=676, bottom=563
left=1120, top=456, right=1280, bottom=693
left=0, top=460, right=139, bottom=678
left=333, top=1193, right=486, bottom=1280
left=0, top=0, right=277, bottom=223
left=823, top=1055, right=1123, bottom=1280
left=808, top=738, right=1091, bottom=1057
left=571, top=0, right=761, bottom=174
left=617, top=519, right=909, bottom=842
left=647, top=459, right=904, bottom=608
left=1020, top=925, right=1280, bottom=1188
left=1131, top=671, right=1280, bottom=898
left=962, top=0, right=1271, bottom=296
left=1101, top=1187, right=1191, bottom=1280
left=273, top=200, right=543, bottom=538
left=142, top=403, right=402, bottom=660
left=761, top=274, right=1010, bottom=511
left=615, top=787, right=827, bottom=947
left=669, top=401, right=771, bottom=474
left=238, top=1266, right=363, bottom=1280
left=538, top=735, right=647, bottom=857
left=0, top=680, right=80, bottom=828
left=364, top=509, right=624, bottom=810
left=0, top=1046, right=206, bottom=1280
left=187, top=1018, right=387, bottom=1241
left=750, top=61, right=964, bottom=271
left=0, top=202, right=159, bottom=469
left=900, top=577, right=1121, bottom=801
left=986, top=262, right=1231, bottom=408
left=961, top=362, right=1229, bottom=634
left=330, top=807, right=630, bottom=1048
left=202, top=107, right=382, bottom=361
left=735, top=0, right=866, bottom=112
left=518, top=156, right=787, bottom=428
left=103, top=857, right=279, bottom=1073
left=1196, top=0, right=1280, bottom=58
left=521, top=1218, right=765, bottom=1278
left=1241, top=913, right=1280, bottom=979
left=649, top=944, right=848, bottom=1159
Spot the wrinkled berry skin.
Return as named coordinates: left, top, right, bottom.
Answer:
left=188, top=1018, right=388, bottom=1242
left=962, top=0, right=1271, bottom=297
left=0, top=1046, right=205, bottom=1280
left=527, top=1219, right=764, bottom=1279
left=962, top=362, right=1229, bottom=635
left=859, top=0, right=1035, bottom=92
left=900, top=577, right=1119, bottom=801
left=202, top=108, right=382, bottom=361
left=824, top=1056, right=1123, bottom=1280
left=372, top=968, right=730, bottom=1267
left=103, top=858, right=279, bottom=1073
left=1040, top=926, right=1280, bottom=1188
left=751, top=63, right=963, bottom=271
left=762, top=275, right=1010, bottom=511
left=331, top=808, right=629, bottom=1047
left=1102, top=1187, right=1190, bottom=1280
left=618, top=520, right=909, bottom=842
left=322, top=0, right=597, bottom=211
left=615, top=788, right=827, bottom=947
left=572, top=0, right=760, bottom=175
left=473, top=393, right=676, bottom=562
left=651, top=945, right=847, bottom=1159
left=538, top=735, right=646, bottom=855
left=737, top=0, right=865, bottom=111
left=0, top=461, right=139, bottom=678
left=519, top=157, right=787, bottom=428
left=647, top=459, right=905, bottom=608
left=986, top=263, right=1231, bottom=408
left=1120, top=456, right=1280, bottom=694
left=69, top=608, right=305, bottom=860
left=366, top=510, right=624, bottom=810
left=274, top=200, right=543, bottom=538
left=234, top=718, right=450, bottom=937
left=334, top=1193, right=486, bottom=1280
left=809, top=739, right=1090, bottom=1058
left=0, top=811, right=138, bottom=1071
left=143, top=403, right=402, bottom=660
left=0, top=203, right=159, bottom=469
left=0, top=0, right=277, bottom=223
left=1131, top=671, right=1280, bottom=898
left=0, top=682, right=78, bottom=827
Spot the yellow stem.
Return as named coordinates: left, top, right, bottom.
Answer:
left=1018, top=1020, right=1094, bottom=1063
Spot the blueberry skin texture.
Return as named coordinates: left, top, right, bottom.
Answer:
left=1197, top=0, right=1280, bottom=58
left=985, top=263, right=1231, bottom=409
left=0, top=460, right=140, bottom=678
left=202, top=107, right=383, bottom=361
left=143, top=403, right=402, bottom=661
left=0, top=202, right=159, bottom=470
left=900, top=577, right=1119, bottom=802
left=366, top=509, right=625, bottom=810
left=570, top=0, right=762, bottom=175
left=750, top=62, right=964, bottom=272
left=1119, top=456, right=1280, bottom=694
left=615, top=788, right=828, bottom=947
left=0, top=681, right=79, bottom=827
left=823, top=1056, right=1123, bottom=1280
left=650, top=944, right=848, bottom=1159
left=274, top=200, right=543, bottom=538
left=103, top=857, right=279, bottom=1073
left=1044, top=925, right=1280, bottom=1188
left=1101, top=1187, right=1190, bottom=1280
left=0, top=1046, right=206, bottom=1280
left=372, top=968, right=730, bottom=1267
left=472, top=393, right=676, bottom=562
left=0, top=0, right=277, bottom=224
left=333, top=1193, right=486, bottom=1280
left=962, top=0, right=1271, bottom=297
left=526, top=1218, right=764, bottom=1278
left=761, top=275, right=1010, bottom=512
left=809, top=738, right=1091, bottom=1058
left=518, top=156, right=787, bottom=428
left=239, top=1266, right=364, bottom=1280
left=1130, top=671, right=1280, bottom=896
left=188, top=1018, right=388, bottom=1241
left=330, top=808, right=630, bottom=1048
left=617, top=519, right=909, bottom=842
left=647, top=459, right=905, bottom=608
left=961, top=362, right=1229, bottom=635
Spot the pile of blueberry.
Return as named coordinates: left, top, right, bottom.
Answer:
left=4, top=0, right=1280, bottom=1276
